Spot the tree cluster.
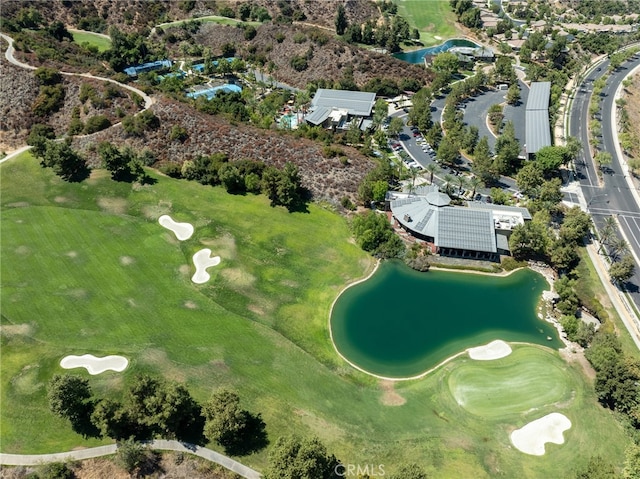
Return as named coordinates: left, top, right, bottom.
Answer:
left=31, top=139, right=89, bottom=182
left=337, top=5, right=417, bottom=52
left=450, top=0, right=483, bottom=29
left=164, top=154, right=308, bottom=212
left=47, top=374, right=267, bottom=456
left=352, top=210, right=405, bottom=259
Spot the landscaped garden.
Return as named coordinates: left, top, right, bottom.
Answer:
left=0, top=152, right=631, bottom=476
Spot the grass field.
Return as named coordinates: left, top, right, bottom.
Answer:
left=0, top=152, right=631, bottom=477
left=71, top=31, right=112, bottom=52
left=157, top=16, right=261, bottom=30
left=395, top=0, right=460, bottom=46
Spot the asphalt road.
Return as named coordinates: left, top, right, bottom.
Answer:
left=571, top=51, right=640, bottom=305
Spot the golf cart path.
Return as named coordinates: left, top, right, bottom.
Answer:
left=1, top=32, right=154, bottom=109
left=0, top=440, right=261, bottom=479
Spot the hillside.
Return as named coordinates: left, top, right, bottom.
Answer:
left=71, top=97, right=376, bottom=202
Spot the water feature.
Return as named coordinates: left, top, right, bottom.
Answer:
left=393, top=38, right=481, bottom=64
left=330, top=261, right=562, bottom=378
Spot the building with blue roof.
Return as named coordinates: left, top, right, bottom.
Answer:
left=124, top=60, right=172, bottom=77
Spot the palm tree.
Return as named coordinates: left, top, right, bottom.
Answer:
left=425, top=163, right=439, bottom=184
left=598, top=216, right=617, bottom=253
left=442, top=173, right=455, bottom=195
left=468, top=176, right=484, bottom=198
left=408, top=167, right=419, bottom=195
left=610, top=237, right=629, bottom=261
left=455, top=175, right=468, bottom=196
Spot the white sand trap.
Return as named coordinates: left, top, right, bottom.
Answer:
left=467, top=340, right=512, bottom=360
left=511, top=413, right=571, bottom=455
left=192, top=248, right=221, bottom=284
left=60, top=354, right=128, bottom=375
left=158, top=215, right=194, bottom=240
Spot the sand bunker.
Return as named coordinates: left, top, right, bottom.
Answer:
left=192, top=248, right=221, bottom=284
left=60, top=354, right=128, bottom=375
left=511, top=413, right=571, bottom=455
left=467, top=340, right=512, bottom=360
left=158, top=215, right=194, bottom=240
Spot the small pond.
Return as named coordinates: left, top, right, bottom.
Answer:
left=393, top=38, right=481, bottom=64
left=330, top=261, right=562, bottom=378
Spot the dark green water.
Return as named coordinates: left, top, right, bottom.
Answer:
left=331, top=261, right=562, bottom=378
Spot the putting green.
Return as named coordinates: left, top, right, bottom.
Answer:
left=448, top=347, right=574, bottom=418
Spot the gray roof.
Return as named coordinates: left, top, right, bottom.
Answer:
left=437, top=208, right=497, bottom=253
left=304, top=107, right=331, bottom=125
left=525, top=109, right=551, bottom=154
left=467, top=202, right=532, bottom=220
left=496, top=232, right=510, bottom=251
left=310, top=88, right=376, bottom=116
left=526, top=81, right=551, bottom=111
left=426, top=191, right=451, bottom=207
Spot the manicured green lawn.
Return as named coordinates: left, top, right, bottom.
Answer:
left=395, top=0, right=459, bottom=46
left=71, top=31, right=111, bottom=52
left=158, top=16, right=261, bottom=29
left=0, top=152, right=631, bottom=477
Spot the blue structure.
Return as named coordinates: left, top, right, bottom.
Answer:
left=392, top=39, right=481, bottom=64
left=124, top=60, right=172, bottom=77
left=191, top=58, right=236, bottom=73
left=187, top=84, right=242, bottom=100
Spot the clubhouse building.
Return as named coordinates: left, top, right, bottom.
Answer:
left=304, top=88, right=376, bottom=131
left=388, top=186, right=531, bottom=261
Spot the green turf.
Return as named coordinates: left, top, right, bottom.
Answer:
left=448, top=347, right=573, bottom=418
left=158, top=16, right=261, bottom=30
left=71, top=31, right=112, bottom=52
left=0, top=152, right=631, bottom=477
left=395, top=0, right=459, bottom=47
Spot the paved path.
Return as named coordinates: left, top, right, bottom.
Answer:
left=0, top=440, right=261, bottom=479
left=1, top=32, right=154, bottom=110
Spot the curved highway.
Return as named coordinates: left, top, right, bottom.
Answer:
left=571, top=52, right=640, bottom=307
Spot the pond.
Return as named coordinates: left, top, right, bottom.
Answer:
left=392, top=38, right=481, bottom=64
left=330, top=261, right=562, bottom=378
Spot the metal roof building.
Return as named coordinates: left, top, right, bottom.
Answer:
left=309, top=89, right=376, bottom=117
left=388, top=189, right=530, bottom=260
left=124, top=60, right=172, bottom=77
left=525, top=81, right=551, bottom=156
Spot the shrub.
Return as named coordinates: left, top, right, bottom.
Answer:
left=244, top=25, right=257, bottom=41
left=340, top=196, right=356, bottom=211
left=275, top=32, right=286, bottom=43
left=84, top=115, right=111, bottom=134
left=501, top=257, right=526, bottom=271
left=219, top=6, right=235, bottom=18
left=290, top=55, right=308, bottom=72
left=32, top=85, right=65, bottom=116
left=39, top=462, right=75, bottom=479
left=170, top=124, right=189, bottom=142
left=293, top=32, right=307, bottom=44
left=160, top=163, right=182, bottom=178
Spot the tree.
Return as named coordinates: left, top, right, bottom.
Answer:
left=425, top=163, right=439, bottom=184
left=431, top=52, right=459, bottom=82
left=506, top=82, right=521, bottom=105
left=373, top=98, right=389, bottom=126
left=203, top=389, right=268, bottom=456
left=535, top=145, right=568, bottom=176
left=264, top=435, right=340, bottom=479
left=609, top=255, right=635, bottom=283
left=352, top=211, right=405, bottom=258
left=116, top=438, right=150, bottom=475
left=472, top=136, right=499, bottom=185
left=387, top=117, right=404, bottom=138
left=508, top=218, right=550, bottom=259
left=559, top=207, right=592, bottom=245
left=47, top=21, right=73, bottom=42
left=599, top=216, right=617, bottom=252
left=35, top=140, right=89, bottom=182
left=442, top=173, right=455, bottom=195
left=516, top=162, right=544, bottom=198
left=437, top=136, right=459, bottom=166
left=48, top=374, right=96, bottom=436
left=468, top=176, right=484, bottom=197
left=98, top=142, right=145, bottom=182
left=335, top=4, right=348, bottom=35
left=494, top=121, right=520, bottom=174
left=91, top=398, right=132, bottom=440
left=594, top=151, right=612, bottom=171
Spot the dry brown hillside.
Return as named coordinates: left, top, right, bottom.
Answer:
left=71, top=97, right=376, bottom=202
left=0, top=48, right=141, bottom=152
left=1, top=0, right=379, bottom=33
left=173, top=22, right=431, bottom=90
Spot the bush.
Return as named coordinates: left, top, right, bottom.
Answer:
left=170, top=124, right=189, bottom=142
left=244, top=25, right=257, bottom=41
left=290, top=55, right=308, bottom=72
left=27, top=124, right=55, bottom=146
left=501, top=257, right=526, bottom=271
left=116, top=439, right=147, bottom=474
left=275, top=32, right=286, bottom=43
left=39, top=462, right=75, bottom=479
left=340, top=196, right=356, bottom=211
left=32, top=85, right=65, bottom=116
left=219, top=6, right=235, bottom=18
left=293, top=32, right=307, bottom=44
left=83, top=115, right=111, bottom=134
left=160, top=163, right=183, bottom=178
